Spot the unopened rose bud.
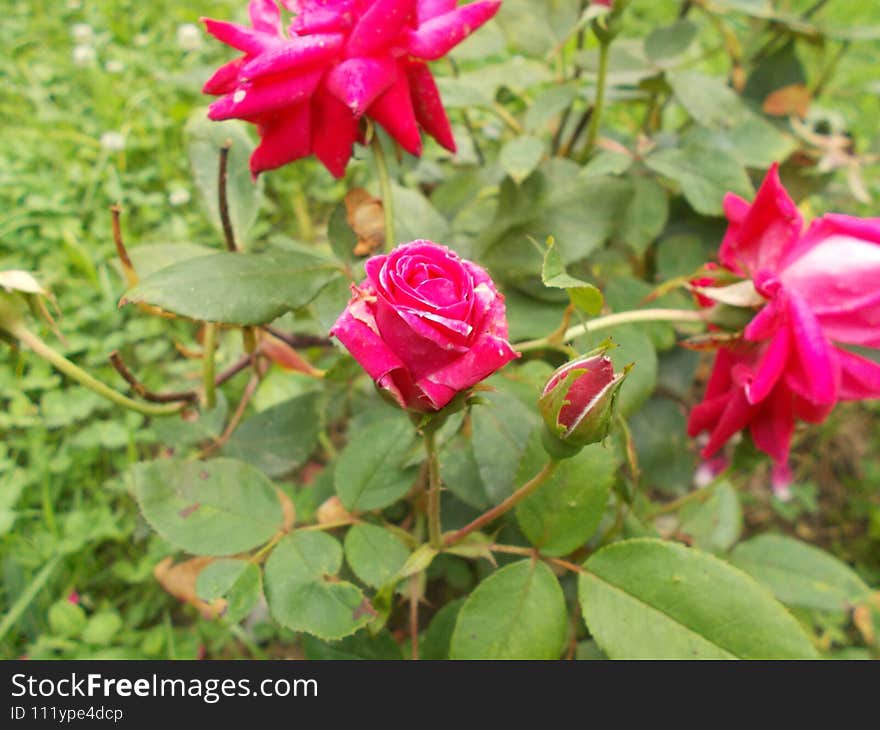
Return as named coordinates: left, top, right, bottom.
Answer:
left=539, top=353, right=628, bottom=459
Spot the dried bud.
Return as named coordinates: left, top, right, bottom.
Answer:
left=539, top=354, right=628, bottom=459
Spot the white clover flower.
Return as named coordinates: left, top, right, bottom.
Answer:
left=133, top=33, right=149, bottom=47
left=71, top=22, right=93, bottom=44
left=177, top=23, right=202, bottom=51
left=66, top=0, right=83, bottom=9
left=72, top=44, right=96, bottom=66
left=168, top=188, right=191, bottom=207
left=105, top=60, right=124, bottom=74
left=100, top=132, right=126, bottom=152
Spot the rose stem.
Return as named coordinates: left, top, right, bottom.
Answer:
left=579, top=35, right=611, bottom=162
left=516, top=308, right=707, bottom=353
left=371, top=133, right=396, bottom=251
left=424, top=429, right=443, bottom=550
left=218, top=140, right=238, bottom=253
left=6, top=320, right=183, bottom=417
left=443, top=460, right=559, bottom=547
left=202, top=323, right=218, bottom=409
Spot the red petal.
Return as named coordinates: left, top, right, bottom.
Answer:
left=240, top=34, right=344, bottom=80
left=208, top=68, right=323, bottom=121
left=250, top=103, right=312, bottom=176
left=345, top=0, right=416, bottom=58
left=325, top=56, right=397, bottom=117
left=312, top=85, right=358, bottom=178
left=368, top=65, right=423, bottom=156
left=403, top=0, right=501, bottom=60
left=406, top=62, right=456, bottom=152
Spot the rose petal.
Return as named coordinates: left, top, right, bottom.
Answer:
left=203, top=57, right=245, bottom=95
left=417, top=0, right=457, bottom=23
left=835, top=347, right=880, bottom=401
left=718, top=163, right=802, bottom=277
left=403, top=0, right=502, bottom=60
left=249, top=0, right=282, bottom=34
left=250, top=103, right=311, bottom=176
left=345, top=0, right=416, bottom=57
left=745, top=326, right=790, bottom=405
left=749, top=385, right=794, bottom=467
left=782, top=290, right=839, bottom=405
left=406, top=62, right=456, bottom=152
left=240, top=34, right=344, bottom=80
left=368, top=65, right=423, bottom=156
left=202, top=18, right=276, bottom=55
left=208, top=68, right=323, bottom=121
left=311, top=85, right=358, bottom=178
left=325, top=55, right=397, bottom=117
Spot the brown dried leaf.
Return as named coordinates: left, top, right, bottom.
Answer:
left=762, top=84, right=811, bottom=118
left=345, top=188, right=385, bottom=256
left=154, top=556, right=227, bottom=620
left=276, top=486, right=296, bottom=532
left=316, top=495, right=357, bottom=526
left=260, top=333, right=323, bottom=377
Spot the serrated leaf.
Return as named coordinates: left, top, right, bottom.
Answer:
left=579, top=539, right=818, bottom=659
left=222, top=392, right=321, bottom=478
left=516, top=433, right=617, bottom=556
left=195, top=559, right=262, bottom=624
left=645, top=19, right=697, bottom=65
left=122, top=251, right=342, bottom=325
left=729, top=535, right=871, bottom=613
left=668, top=70, right=751, bottom=130
left=541, top=238, right=603, bottom=315
left=129, top=458, right=283, bottom=556
left=500, top=136, right=545, bottom=184
left=344, top=524, right=411, bottom=589
left=451, top=560, right=567, bottom=659
left=335, top=417, right=419, bottom=511
left=264, top=531, right=370, bottom=640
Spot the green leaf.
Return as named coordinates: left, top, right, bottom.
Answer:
left=645, top=19, right=697, bottom=66
left=48, top=600, right=86, bottom=639
left=500, top=136, right=545, bottom=185
left=470, top=388, right=538, bottom=504
left=728, top=535, right=872, bottom=613
left=196, top=559, right=262, bottom=624
left=125, top=243, right=216, bottom=279
left=440, top=433, right=491, bottom=510
left=645, top=143, right=753, bottom=216
left=579, top=539, right=818, bottom=659
left=186, top=112, right=262, bottom=245
left=516, top=434, right=617, bottom=556
left=327, top=203, right=357, bottom=265
left=541, top=238, right=603, bottom=315
left=344, top=524, right=411, bottom=589
left=391, top=183, right=450, bottom=245
left=81, top=611, right=123, bottom=645
left=420, top=598, right=464, bottom=660
left=525, top=84, right=578, bottom=131
left=604, top=325, right=658, bottom=417
left=619, top=177, right=669, bottom=255
left=629, top=397, right=696, bottom=493
left=123, top=251, right=342, bottom=325
left=667, top=70, right=750, bottom=130
left=679, top=483, right=742, bottom=553
left=301, top=630, right=404, bottom=660
left=451, top=560, right=568, bottom=659
left=129, top=458, right=283, bottom=556
left=264, top=531, right=370, bottom=640
left=222, top=392, right=321, bottom=478
left=335, top=417, right=419, bottom=511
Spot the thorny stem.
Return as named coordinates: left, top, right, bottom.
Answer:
left=424, top=430, right=443, bottom=550
left=516, top=308, right=707, bottom=353
left=371, top=134, right=396, bottom=252
left=444, top=460, right=559, bottom=546
left=218, top=141, right=238, bottom=252
left=202, top=323, right=218, bottom=409
left=580, top=38, right=610, bottom=162
left=6, top=321, right=183, bottom=417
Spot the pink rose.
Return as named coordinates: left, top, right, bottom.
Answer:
left=331, top=240, right=519, bottom=411
left=201, top=0, right=502, bottom=178
left=689, top=164, right=880, bottom=492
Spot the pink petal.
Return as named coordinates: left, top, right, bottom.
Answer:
left=745, top=326, right=790, bottom=404
left=249, top=0, right=282, bottom=34
left=835, top=347, right=880, bottom=401
left=700, top=388, right=756, bottom=459
left=793, top=395, right=833, bottom=424
left=417, top=0, right=457, bottom=23
left=782, top=290, right=839, bottom=405
left=403, top=0, right=501, bottom=60
left=406, top=62, right=456, bottom=152
left=250, top=103, right=312, bottom=176
left=208, top=68, right=323, bottom=121
left=202, top=18, right=275, bottom=55
left=368, top=66, right=423, bottom=156
left=311, top=85, right=358, bottom=178
left=324, top=56, right=397, bottom=117
left=718, top=163, right=802, bottom=277
left=749, top=386, right=794, bottom=466
left=688, top=393, right=730, bottom=439
left=240, top=34, right=344, bottom=80
left=203, top=57, right=245, bottom=95
left=345, top=0, right=416, bottom=58
left=422, top=333, right=519, bottom=394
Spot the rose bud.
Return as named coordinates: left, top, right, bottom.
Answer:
left=539, top=353, right=628, bottom=459
left=331, top=240, right=519, bottom=413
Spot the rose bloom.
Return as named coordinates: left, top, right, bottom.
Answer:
left=202, top=0, right=501, bottom=178
left=689, top=164, right=880, bottom=492
left=331, top=240, right=519, bottom=411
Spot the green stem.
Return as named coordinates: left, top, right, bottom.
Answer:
left=517, top=308, right=707, bottom=353
left=444, top=460, right=559, bottom=546
left=645, top=469, right=730, bottom=519
left=0, top=554, right=62, bottom=645
left=424, top=430, right=443, bottom=550
left=6, top=321, right=183, bottom=417
left=291, top=185, right=315, bottom=243
left=371, top=134, right=396, bottom=251
left=202, top=323, right=218, bottom=410
left=581, top=38, right=610, bottom=162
